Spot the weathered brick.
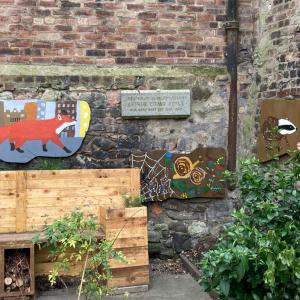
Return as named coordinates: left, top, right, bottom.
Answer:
left=127, top=4, right=144, bottom=10
left=86, top=49, right=105, bottom=57
left=108, top=50, right=126, bottom=57
left=147, top=50, right=168, bottom=58
left=186, top=6, right=204, bottom=12
left=96, top=42, right=116, bottom=49
left=0, top=48, right=19, bottom=55
left=61, top=1, right=80, bottom=8
left=115, top=57, right=134, bottom=64
left=23, top=48, right=41, bottom=56
left=138, top=44, right=155, bottom=50
left=138, top=12, right=157, bottom=20
left=55, top=25, right=73, bottom=31
left=136, top=57, right=156, bottom=63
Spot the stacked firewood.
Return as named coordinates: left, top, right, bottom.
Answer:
left=4, top=250, right=31, bottom=293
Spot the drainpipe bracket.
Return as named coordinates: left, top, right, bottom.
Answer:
left=223, top=21, right=239, bottom=30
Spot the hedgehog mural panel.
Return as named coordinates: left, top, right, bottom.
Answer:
left=0, top=100, right=90, bottom=163
left=131, top=147, right=226, bottom=202
left=257, top=99, right=300, bottom=161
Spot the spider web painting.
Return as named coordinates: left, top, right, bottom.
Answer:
left=131, top=148, right=226, bottom=202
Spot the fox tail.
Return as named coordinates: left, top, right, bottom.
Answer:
left=0, top=126, right=10, bottom=144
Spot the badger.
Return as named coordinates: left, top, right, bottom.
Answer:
left=278, top=119, right=297, bottom=135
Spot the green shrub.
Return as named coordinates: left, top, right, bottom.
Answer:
left=199, top=153, right=300, bottom=300
left=33, top=210, right=126, bottom=300
left=122, top=194, right=145, bottom=208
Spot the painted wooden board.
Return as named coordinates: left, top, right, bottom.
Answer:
left=131, top=147, right=226, bottom=202
left=0, top=169, right=140, bottom=233
left=0, top=100, right=90, bottom=163
left=257, top=100, right=300, bottom=161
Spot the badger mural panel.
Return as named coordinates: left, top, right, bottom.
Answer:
left=257, top=99, right=299, bottom=161
left=0, top=100, right=90, bottom=163
left=131, top=147, right=226, bottom=202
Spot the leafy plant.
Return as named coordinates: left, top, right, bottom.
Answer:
left=29, top=157, right=66, bottom=170
left=33, top=210, right=126, bottom=300
left=199, top=153, right=300, bottom=300
left=122, top=194, right=145, bottom=208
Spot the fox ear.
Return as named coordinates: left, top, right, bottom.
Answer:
left=57, top=114, right=62, bottom=120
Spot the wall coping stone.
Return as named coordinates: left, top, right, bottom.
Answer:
left=0, top=64, right=226, bottom=79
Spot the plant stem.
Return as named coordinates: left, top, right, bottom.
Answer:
left=78, top=252, right=89, bottom=300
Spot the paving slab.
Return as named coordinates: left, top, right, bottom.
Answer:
left=36, top=274, right=212, bottom=300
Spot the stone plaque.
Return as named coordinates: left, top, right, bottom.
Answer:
left=121, top=90, right=191, bottom=118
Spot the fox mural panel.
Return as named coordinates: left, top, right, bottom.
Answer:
left=0, top=100, right=90, bottom=163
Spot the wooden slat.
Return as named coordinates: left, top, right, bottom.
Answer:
left=26, top=178, right=131, bottom=189
left=0, top=172, right=17, bottom=181
left=26, top=187, right=128, bottom=198
left=0, top=181, right=16, bottom=189
left=15, top=171, right=27, bottom=233
left=112, top=237, right=148, bottom=249
left=26, top=196, right=122, bottom=208
left=110, top=246, right=149, bottom=269
left=35, top=261, right=83, bottom=277
left=0, top=229, right=105, bottom=245
left=109, top=266, right=150, bottom=288
left=130, top=168, right=141, bottom=197
left=26, top=169, right=133, bottom=180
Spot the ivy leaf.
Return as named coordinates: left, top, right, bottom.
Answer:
left=236, top=261, right=246, bottom=282
left=220, top=279, right=230, bottom=296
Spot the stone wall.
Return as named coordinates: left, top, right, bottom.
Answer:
left=0, top=0, right=297, bottom=256
left=237, top=0, right=300, bottom=159
left=0, top=64, right=234, bottom=256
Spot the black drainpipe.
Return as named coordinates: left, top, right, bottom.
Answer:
left=225, top=0, right=239, bottom=172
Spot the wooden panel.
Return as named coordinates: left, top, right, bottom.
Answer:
left=0, top=169, right=148, bottom=290
left=0, top=169, right=139, bottom=233
left=257, top=99, right=300, bottom=161
left=100, top=206, right=149, bottom=288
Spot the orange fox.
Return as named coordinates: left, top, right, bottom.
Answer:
left=0, top=114, right=76, bottom=153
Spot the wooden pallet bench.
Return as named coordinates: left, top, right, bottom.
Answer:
left=0, top=169, right=149, bottom=297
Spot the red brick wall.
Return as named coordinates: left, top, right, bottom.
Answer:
left=0, top=0, right=228, bottom=65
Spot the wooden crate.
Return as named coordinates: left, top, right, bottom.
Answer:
left=0, top=168, right=149, bottom=292
left=0, top=243, right=34, bottom=298
left=99, top=206, right=149, bottom=289
left=0, top=169, right=140, bottom=233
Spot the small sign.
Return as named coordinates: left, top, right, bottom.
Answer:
left=121, top=90, right=191, bottom=118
